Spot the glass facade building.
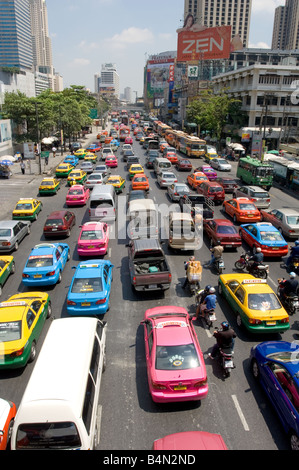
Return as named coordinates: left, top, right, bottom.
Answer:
left=0, top=0, right=33, bottom=69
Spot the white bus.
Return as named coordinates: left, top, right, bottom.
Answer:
left=11, top=317, right=107, bottom=450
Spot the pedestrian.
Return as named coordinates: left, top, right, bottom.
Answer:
left=20, top=161, right=25, bottom=175
left=45, top=155, right=49, bottom=166
left=52, top=146, right=57, bottom=158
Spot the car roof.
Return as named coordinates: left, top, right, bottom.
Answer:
left=245, top=222, right=277, bottom=231
left=74, top=260, right=108, bottom=278
left=276, top=208, right=299, bottom=215
left=220, top=274, right=273, bottom=293
left=30, top=243, right=56, bottom=256
left=47, top=211, right=68, bottom=218
left=0, top=220, right=23, bottom=228
left=213, top=218, right=234, bottom=225
left=245, top=186, right=268, bottom=192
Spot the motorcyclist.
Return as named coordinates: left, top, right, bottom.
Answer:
left=208, top=243, right=224, bottom=267
left=208, top=321, right=236, bottom=359
left=248, top=247, right=264, bottom=272
left=279, top=272, right=299, bottom=299
left=196, top=285, right=212, bottom=305
left=182, top=256, right=195, bottom=289
left=286, top=240, right=299, bottom=271
left=196, top=287, right=217, bottom=319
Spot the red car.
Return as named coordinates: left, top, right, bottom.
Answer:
left=165, top=151, right=178, bottom=164
left=43, top=210, right=76, bottom=238
left=215, top=177, right=238, bottom=193
left=0, top=398, right=17, bottom=450
left=197, top=181, right=225, bottom=204
left=153, top=431, right=227, bottom=450
left=125, top=136, right=133, bottom=145
left=203, top=218, right=242, bottom=249
left=176, top=159, right=193, bottom=172
left=66, top=184, right=90, bottom=206
left=141, top=306, right=208, bottom=404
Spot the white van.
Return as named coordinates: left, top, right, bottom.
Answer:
left=11, top=317, right=107, bottom=450
left=89, top=185, right=116, bottom=222
left=128, top=198, right=158, bottom=240
left=154, top=157, right=172, bottom=176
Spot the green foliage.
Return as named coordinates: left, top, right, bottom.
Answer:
left=187, top=89, right=242, bottom=143
left=2, top=86, right=98, bottom=142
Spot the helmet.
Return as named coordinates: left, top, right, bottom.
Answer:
left=221, top=321, right=229, bottom=331
left=256, top=247, right=262, bottom=253
left=205, top=285, right=212, bottom=292
left=295, top=240, right=299, bottom=246
left=209, top=287, right=216, bottom=294
left=189, top=256, right=195, bottom=262
left=290, top=272, right=297, bottom=279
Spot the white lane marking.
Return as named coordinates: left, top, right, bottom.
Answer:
left=232, top=394, right=250, bottom=431
left=268, top=276, right=276, bottom=288
left=108, top=248, right=112, bottom=258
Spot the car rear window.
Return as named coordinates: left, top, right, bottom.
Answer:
left=80, top=230, right=103, bottom=240
left=71, top=277, right=103, bottom=293
left=0, top=320, right=22, bottom=342
left=0, top=229, right=12, bottom=237
left=16, top=422, right=81, bottom=449
left=27, top=256, right=53, bottom=268
left=45, top=219, right=64, bottom=227
left=217, top=226, right=238, bottom=234
left=239, top=204, right=256, bottom=210
left=155, top=344, right=200, bottom=370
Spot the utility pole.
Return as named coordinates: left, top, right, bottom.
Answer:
left=35, top=102, right=41, bottom=175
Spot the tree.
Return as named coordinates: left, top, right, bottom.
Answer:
left=187, top=89, right=242, bottom=147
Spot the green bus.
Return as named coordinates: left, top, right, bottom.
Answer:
left=237, top=156, right=274, bottom=190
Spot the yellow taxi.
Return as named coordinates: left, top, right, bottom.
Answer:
left=129, top=164, right=144, bottom=180
left=205, top=151, right=219, bottom=163
left=38, top=177, right=61, bottom=196
left=12, top=198, right=43, bottom=221
left=67, top=169, right=87, bottom=186
left=218, top=273, right=289, bottom=334
left=0, top=256, right=15, bottom=297
left=74, top=149, right=87, bottom=159
left=84, top=152, right=97, bottom=163
left=139, top=136, right=145, bottom=144
left=0, top=292, right=51, bottom=369
left=106, top=175, right=126, bottom=194
left=55, top=163, right=73, bottom=178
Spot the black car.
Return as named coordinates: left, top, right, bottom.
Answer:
left=126, top=156, right=140, bottom=171
left=146, top=154, right=158, bottom=169
left=123, top=150, right=135, bottom=162
left=128, top=190, right=148, bottom=206
left=179, top=194, right=214, bottom=219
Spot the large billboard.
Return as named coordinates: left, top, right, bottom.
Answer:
left=146, top=54, right=175, bottom=99
left=177, top=25, right=232, bottom=62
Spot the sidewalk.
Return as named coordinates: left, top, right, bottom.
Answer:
left=9, top=127, right=101, bottom=181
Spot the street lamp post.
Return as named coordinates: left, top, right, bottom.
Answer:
left=35, top=102, right=41, bottom=175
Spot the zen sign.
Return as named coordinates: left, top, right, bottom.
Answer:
left=177, top=25, right=232, bottom=62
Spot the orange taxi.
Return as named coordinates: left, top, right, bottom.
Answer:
left=165, top=151, right=178, bottom=164
left=132, top=173, right=150, bottom=192
left=223, top=197, right=261, bottom=224
left=160, top=142, right=168, bottom=153
left=187, top=172, right=209, bottom=189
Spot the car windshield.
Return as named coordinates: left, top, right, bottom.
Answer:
left=155, top=344, right=200, bottom=370
left=80, top=230, right=103, bottom=240
left=286, top=216, right=299, bottom=225
left=217, top=226, right=238, bottom=234
left=260, top=231, right=283, bottom=241
left=239, top=204, right=256, bottom=210
left=0, top=229, right=12, bottom=237
left=247, top=293, right=281, bottom=310
left=0, top=320, right=22, bottom=342
left=45, top=219, right=63, bottom=227
left=71, top=277, right=103, bottom=293
left=15, top=203, right=32, bottom=210
left=26, top=256, right=53, bottom=268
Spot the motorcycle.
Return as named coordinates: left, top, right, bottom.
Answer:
left=188, top=279, right=200, bottom=296
left=277, top=278, right=299, bottom=315
left=196, top=288, right=217, bottom=328
left=214, top=327, right=235, bottom=378
left=235, top=252, right=269, bottom=279
left=215, top=257, right=225, bottom=275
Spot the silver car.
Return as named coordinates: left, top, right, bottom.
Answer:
left=94, top=164, right=111, bottom=177
left=210, top=158, right=232, bottom=171
left=80, top=162, right=94, bottom=174
left=0, top=220, right=31, bottom=252
left=85, top=172, right=108, bottom=189
left=260, top=208, right=299, bottom=239
left=233, top=186, right=270, bottom=209
left=157, top=171, right=178, bottom=188
left=167, top=183, right=190, bottom=201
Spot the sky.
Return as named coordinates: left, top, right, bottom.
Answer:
left=47, top=0, right=284, bottom=97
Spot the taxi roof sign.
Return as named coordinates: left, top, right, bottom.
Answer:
left=0, top=301, right=27, bottom=308
left=156, top=320, right=188, bottom=329
left=242, top=279, right=267, bottom=284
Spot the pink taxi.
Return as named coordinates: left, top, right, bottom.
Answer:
left=77, top=222, right=109, bottom=257
left=105, top=155, right=118, bottom=168
left=197, top=165, right=218, bottom=181
left=125, top=135, right=133, bottom=145
left=141, top=306, right=208, bottom=404
left=66, top=184, right=90, bottom=206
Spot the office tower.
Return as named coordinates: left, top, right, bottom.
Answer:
left=29, top=0, right=53, bottom=74
left=183, top=0, right=252, bottom=47
left=0, top=0, right=33, bottom=69
left=100, top=63, right=120, bottom=98
left=272, top=0, right=299, bottom=50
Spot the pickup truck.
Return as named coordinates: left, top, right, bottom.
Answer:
left=179, top=194, right=214, bottom=220
left=127, top=239, right=172, bottom=292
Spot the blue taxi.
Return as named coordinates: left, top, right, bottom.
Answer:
left=67, top=260, right=113, bottom=316
left=239, top=222, right=289, bottom=257
left=64, top=155, right=79, bottom=167
left=22, top=243, right=70, bottom=286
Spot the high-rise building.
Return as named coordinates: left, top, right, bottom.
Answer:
left=272, top=0, right=299, bottom=50
left=99, top=63, right=120, bottom=98
left=0, top=0, right=33, bottom=69
left=183, top=0, right=252, bottom=47
left=29, top=0, right=53, bottom=74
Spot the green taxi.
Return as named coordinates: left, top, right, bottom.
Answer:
left=12, top=198, right=43, bottom=221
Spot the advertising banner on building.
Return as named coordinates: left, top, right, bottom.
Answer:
left=177, top=25, right=232, bottom=62
left=146, top=61, right=175, bottom=99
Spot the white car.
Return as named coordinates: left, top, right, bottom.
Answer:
left=157, top=171, right=178, bottom=188
left=210, top=158, right=232, bottom=171
left=85, top=172, right=108, bottom=189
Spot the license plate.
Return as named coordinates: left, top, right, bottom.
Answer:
left=88, top=246, right=95, bottom=249
left=34, top=275, right=42, bottom=278
left=209, top=314, right=217, bottom=321
left=248, top=215, right=254, bottom=217
left=294, top=263, right=299, bottom=267
left=149, top=284, right=157, bottom=289
left=226, top=245, right=232, bottom=248
left=81, top=302, right=91, bottom=306
left=174, top=386, right=187, bottom=391
left=52, top=228, right=57, bottom=231
left=272, top=247, right=279, bottom=250
left=266, top=321, right=276, bottom=326
left=225, top=360, right=234, bottom=368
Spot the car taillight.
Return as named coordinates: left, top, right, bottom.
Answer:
left=289, top=230, right=295, bottom=234
left=10, top=347, right=24, bottom=358
left=266, top=199, right=270, bottom=202
left=194, top=378, right=208, bottom=387
left=280, top=317, right=289, bottom=324
left=96, top=298, right=106, bottom=305
left=249, top=318, right=262, bottom=325
left=67, top=300, right=76, bottom=306
left=22, top=273, right=29, bottom=278
left=46, top=271, right=55, bottom=277
left=1, top=242, right=11, bottom=246
left=151, top=381, right=167, bottom=390
left=132, top=276, right=136, bottom=285
left=168, top=273, right=172, bottom=282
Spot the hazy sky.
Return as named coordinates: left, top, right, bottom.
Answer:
left=47, top=0, right=284, bottom=96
